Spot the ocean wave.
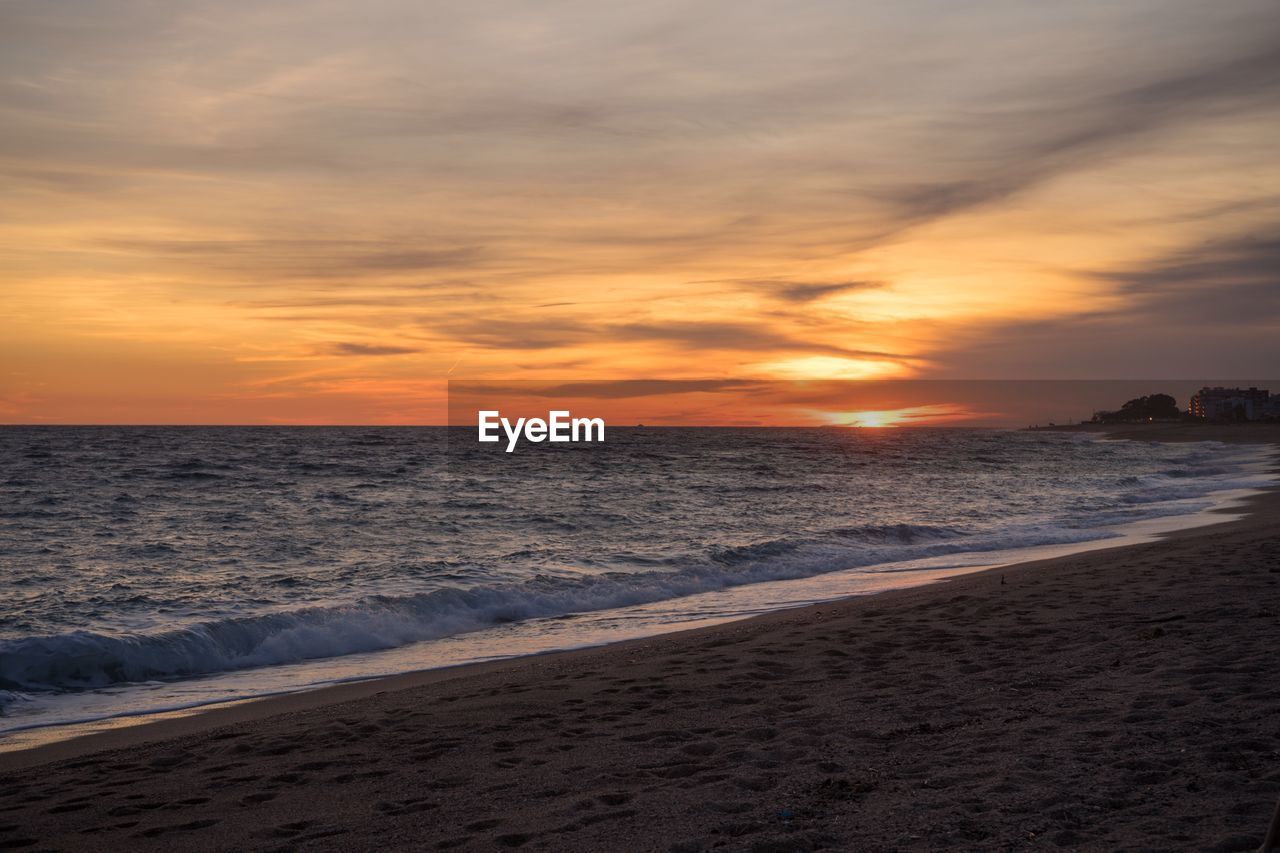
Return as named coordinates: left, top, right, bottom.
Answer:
left=0, top=520, right=1117, bottom=695
left=0, top=429, right=1272, bottom=709
left=826, top=523, right=968, bottom=544
left=1119, top=473, right=1271, bottom=505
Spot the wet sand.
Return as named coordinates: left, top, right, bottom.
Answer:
left=2, top=426, right=1278, bottom=851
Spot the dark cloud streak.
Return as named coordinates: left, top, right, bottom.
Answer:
left=882, top=44, right=1280, bottom=227
left=732, top=280, right=883, bottom=303
left=322, top=342, right=419, bottom=356
left=431, top=316, right=909, bottom=361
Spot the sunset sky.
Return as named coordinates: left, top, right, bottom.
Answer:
left=2, top=1, right=1278, bottom=424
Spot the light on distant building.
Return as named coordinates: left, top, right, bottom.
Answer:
left=1189, top=386, right=1272, bottom=421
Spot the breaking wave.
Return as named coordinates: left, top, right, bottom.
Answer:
left=1, top=520, right=1112, bottom=694
left=0, top=427, right=1273, bottom=721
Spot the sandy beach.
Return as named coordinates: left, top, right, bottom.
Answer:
left=1, top=425, right=1278, bottom=851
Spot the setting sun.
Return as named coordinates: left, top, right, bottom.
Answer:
left=846, top=410, right=902, bottom=428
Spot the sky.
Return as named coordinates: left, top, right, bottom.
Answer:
left=1, top=0, right=1278, bottom=424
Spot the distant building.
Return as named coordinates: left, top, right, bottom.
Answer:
left=1189, top=386, right=1272, bottom=421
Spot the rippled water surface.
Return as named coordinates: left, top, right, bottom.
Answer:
left=0, top=426, right=1272, bottom=736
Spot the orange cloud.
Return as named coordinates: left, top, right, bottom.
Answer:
left=2, top=2, right=1277, bottom=423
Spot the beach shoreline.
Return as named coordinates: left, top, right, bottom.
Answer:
left=3, top=425, right=1273, bottom=762
left=2, top=425, right=1278, bottom=850
left=1, top=472, right=1270, bottom=769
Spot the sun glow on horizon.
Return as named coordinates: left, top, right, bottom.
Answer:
left=754, top=357, right=911, bottom=382
left=845, top=410, right=902, bottom=428
left=811, top=403, right=978, bottom=428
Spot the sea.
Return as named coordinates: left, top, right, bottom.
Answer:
left=0, top=426, right=1274, bottom=748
